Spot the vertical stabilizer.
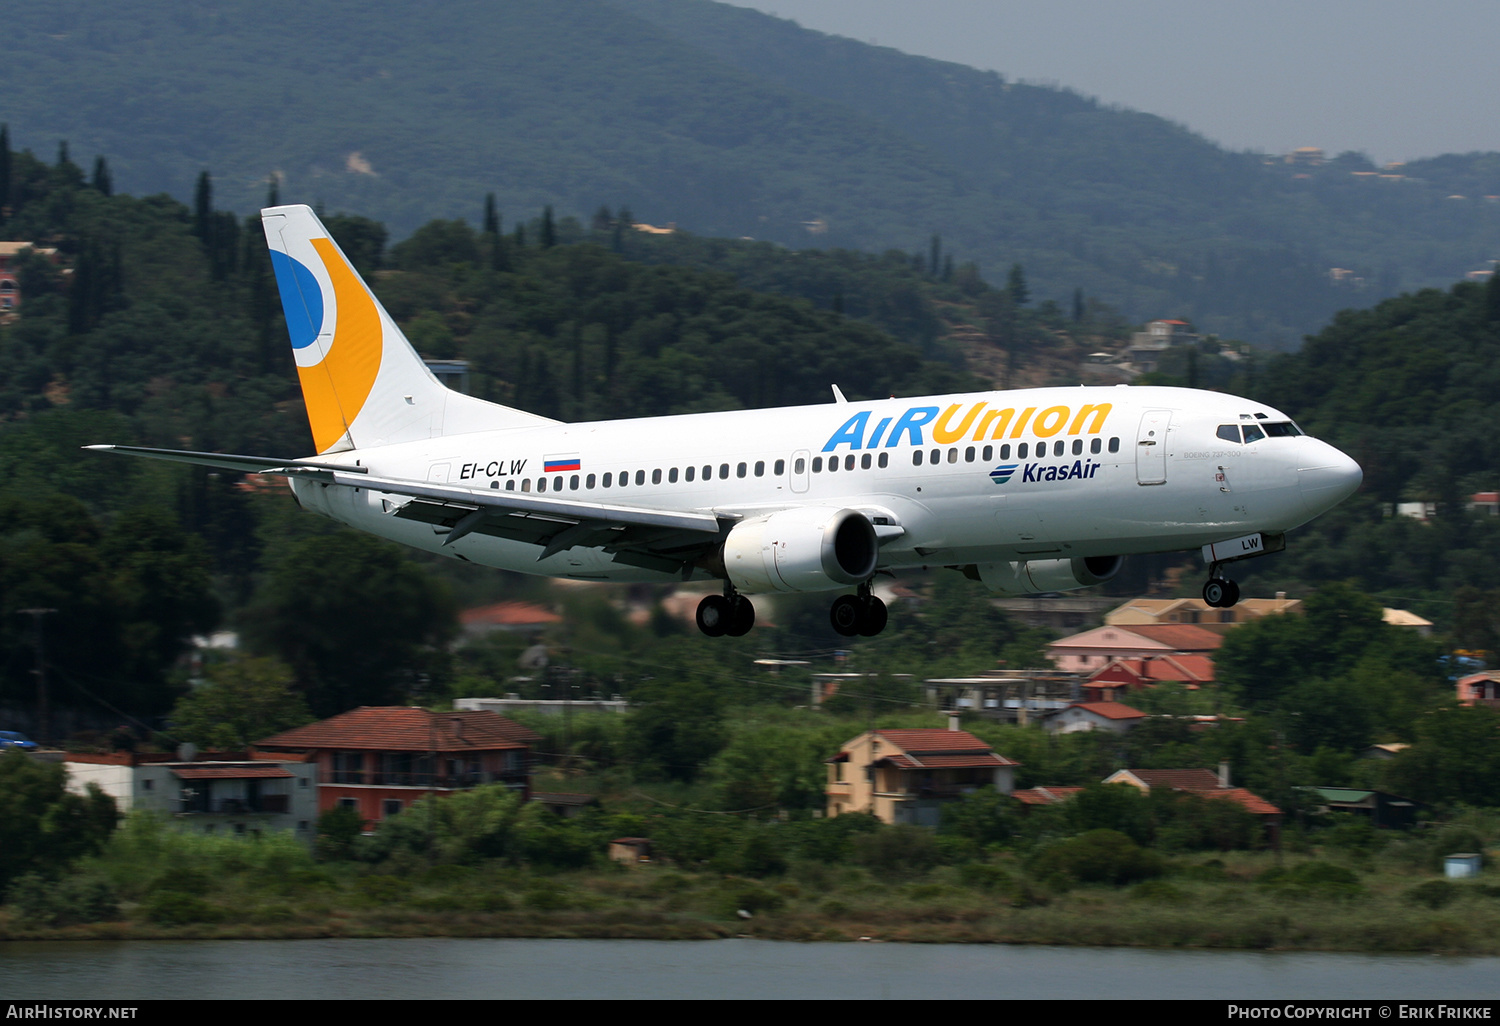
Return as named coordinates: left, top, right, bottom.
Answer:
left=261, top=204, right=555, bottom=454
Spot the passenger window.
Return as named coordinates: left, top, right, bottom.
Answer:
left=554, top=476, right=563, bottom=491
left=685, top=466, right=695, bottom=482
left=1053, top=441, right=1064, bottom=457
left=537, top=478, right=547, bottom=493
left=828, top=457, right=838, bottom=472
left=774, top=459, right=785, bottom=475
left=1109, top=437, right=1120, bottom=453
left=1072, top=439, right=1082, bottom=456
left=813, top=457, right=824, bottom=472
left=719, top=464, right=729, bottom=480
left=1243, top=425, right=1265, bottom=443
left=861, top=453, right=872, bottom=470
left=652, top=469, right=662, bottom=485
left=703, top=465, right=712, bottom=481
left=521, top=479, right=531, bottom=492
left=913, top=450, right=923, bottom=466
left=1018, top=443, right=1028, bottom=459
left=845, top=455, right=855, bottom=470
left=794, top=458, right=805, bottom=474
left=603, top=473, right=612, bottom=487
left=930, top=449, right=940, bottom=465
left=736, top=462, right=747, bottom=478
left=948, top=448, right=958, bottom=464
left=570, top=475, right=579, bottom=490
left=1217, top=425, right=1241, bottom=444
left=982, top=445, right=993, bottom=461
left=878, top=452, right=889, bottom=468
left=1000, top=444, right=1010, bottom=459
left=754, top=461, right=764, bottom=477
left=506, top=480, right=516, bottom=491
left=636, top=470, right=646, bottom=485
left=618, top=472, right=627, bottom=487
left=965, top=447, right=975, bottom=463
left=669, top=467, right=678, bottom=483
left=1090, top=438, right=1101, bottom=455
left=586, top=474, right=595, bottom=488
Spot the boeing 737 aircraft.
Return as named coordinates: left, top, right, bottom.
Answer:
left=90, top=205, right=1362, bottom=637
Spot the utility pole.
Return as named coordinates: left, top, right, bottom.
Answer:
left=17, top=608, right=57, bottom=745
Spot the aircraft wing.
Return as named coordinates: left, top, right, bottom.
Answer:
left=87, top=444, right=730, bottom=575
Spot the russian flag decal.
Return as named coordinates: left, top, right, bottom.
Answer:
left=544, top=454, right=581, bottom=473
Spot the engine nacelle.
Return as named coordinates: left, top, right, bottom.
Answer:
left=973, top=555, right=1123, bottom=596
left=724, top=507, right=879, bottom=594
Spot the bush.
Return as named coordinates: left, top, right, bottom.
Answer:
left=852, top=825, right=944, bottom=879
left=1027, top=829, right=1164, bottom=886
left=1257, top=861, right=1363, bottom=899
left=1406, top=879, right=1458, bottom=910
left=5, top=872, right=119, bottom=927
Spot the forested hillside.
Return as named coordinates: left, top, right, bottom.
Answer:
left=4, top=0, right=1499, bottom=346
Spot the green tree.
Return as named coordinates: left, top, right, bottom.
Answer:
left=168, top=656, right=313, bottom=750
left=623, top=678, right=726, bottom=782
left=241, top=531, right=458, bottom=716
left=0, top=749, right=118, bottom=889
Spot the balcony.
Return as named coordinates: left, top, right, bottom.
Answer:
left=177, top=795, right=289, bottom=815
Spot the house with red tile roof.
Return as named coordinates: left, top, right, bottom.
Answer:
left=1085, top=653, right=1216, bottom=699
left=1011, top=786, right=1085, bottom=807
left=458, top=600, right=563, bottom=635
left=1104, top=767, right=1282, bottom=835
left=1044, top=701, right=1148, bottom=735
left=255, top=706, right=541, bottom=826
left=1046, top=623, right=1223, bottom=675
left=826, top=726, right=1019, bottom=826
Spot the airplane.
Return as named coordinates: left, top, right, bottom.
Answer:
left=89, top=204, right=1363, bottom=638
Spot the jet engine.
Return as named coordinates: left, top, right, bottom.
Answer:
left=972, top=555, right=1123, bottom=596
left=723, top=507, right=879, bottom=594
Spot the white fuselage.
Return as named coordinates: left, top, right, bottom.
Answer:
left=289, top=384, right=1360, bottom=590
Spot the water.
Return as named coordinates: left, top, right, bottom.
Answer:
left=2, top=939, right=1496, bottom=999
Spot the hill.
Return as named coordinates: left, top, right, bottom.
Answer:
left=4, top=1, right=1500, bottom=347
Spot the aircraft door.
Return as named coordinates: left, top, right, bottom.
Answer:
left=1136, top=410, right=1171, bottom=485
left=790, top=449, right=810, bottom=494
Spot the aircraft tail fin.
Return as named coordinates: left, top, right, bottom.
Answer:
left=260, top=204, right=555, bottom=454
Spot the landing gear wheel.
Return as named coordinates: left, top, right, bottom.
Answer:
left=857, top=595, right=888, bottom=637
left=1203, top=577, right=1240, bottom=608
left=830, top=595, right=862, bottom=637
left=696, top=594, right=730, bottom=637
left=724, top=595, right=756, bottom=637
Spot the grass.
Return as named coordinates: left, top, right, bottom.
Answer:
left=6, top=849, right=1500, bottom=953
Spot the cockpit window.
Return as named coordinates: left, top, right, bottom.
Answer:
left=1242, top=424, right=1266, bottom=444
left=1216, top=425, right=1241, bottom=444
left=1262, top=421, right=1302, bottom=437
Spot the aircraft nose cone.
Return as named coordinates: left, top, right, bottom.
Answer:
left=1298, top=441, right=1362, bottom=515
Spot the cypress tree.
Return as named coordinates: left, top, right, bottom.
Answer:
left=91, top=156, right=112, bottom=197
left=266, top=177, right=279, bottom=208
left=1007, top=263, right=1030, bottom=306
left=1072, top=287, right=1085, bottom=323
left=194, top=171, right=213, bottom=241
left=483, top=193, right=499, bottom=236
left=540, top=205, right=556, bottom=249
left=56, top=140, right=70, bottom=169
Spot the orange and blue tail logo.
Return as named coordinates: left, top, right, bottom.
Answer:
left=262, top=205, right=383, bottom=454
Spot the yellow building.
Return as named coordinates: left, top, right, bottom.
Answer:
left=826, top=726, right=1018, bottom=827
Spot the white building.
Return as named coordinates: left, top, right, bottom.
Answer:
left=65, top=752, right=319, bottom=839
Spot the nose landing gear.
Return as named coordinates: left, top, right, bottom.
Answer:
left=830, top=582, right=888, bottom=637
left=1202, top=568, right=1240, bottom=608
left=696, top=587, right=755, bottom=637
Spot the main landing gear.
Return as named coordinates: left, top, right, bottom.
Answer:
left=696, top=587, right=755, bottom=637
left=829, top=582, right=888, bottom=638
left=1202, top=566, right=1241, bottom=608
